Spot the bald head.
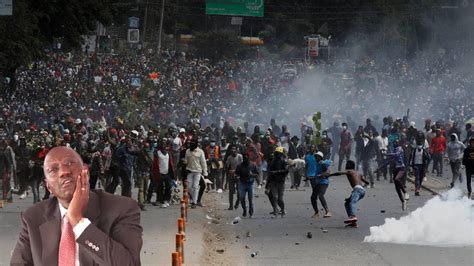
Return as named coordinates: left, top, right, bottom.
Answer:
left=44, top=147, right=83, bottom=175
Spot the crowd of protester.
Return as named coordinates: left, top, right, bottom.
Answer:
left=0, top=47, right=473, bottom=217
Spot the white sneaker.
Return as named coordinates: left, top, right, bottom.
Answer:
left=402, top=201, right=407, bottom=211
left=19, top=192, right=28, bottom=199
left=162, top=203, right=169, bottom=208
left=217, top=189, right=223, bottom=194
left=404, top=193, right=410, bottom=201
left=257, top=185, right=262, bottom=189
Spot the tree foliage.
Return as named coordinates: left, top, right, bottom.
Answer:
left=0, top=0, right=133, bottom=93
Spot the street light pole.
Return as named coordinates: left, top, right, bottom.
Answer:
left=157, top=0, right=166, bottom=55
left=327, top=36, right=331, bottom=61
left=142, top=0, right=149, bottom=44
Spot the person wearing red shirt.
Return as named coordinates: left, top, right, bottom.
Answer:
left=429, top=130, right=446, bottom=177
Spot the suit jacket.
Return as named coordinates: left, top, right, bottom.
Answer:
left=10, top=190, right=143, bottom=266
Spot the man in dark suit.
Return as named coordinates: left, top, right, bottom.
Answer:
left=11, top=146, right=143, bottom=265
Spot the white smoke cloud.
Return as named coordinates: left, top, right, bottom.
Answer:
left=364, top=188, right=474, bottom=247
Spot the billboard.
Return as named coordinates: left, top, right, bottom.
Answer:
left=206, top=0, right=264, bottom=17
left=0, top=0, right=12, bottom=16
left=308, top=37, right=319, bottom=58
left=128, top=29, right=140, bottom=43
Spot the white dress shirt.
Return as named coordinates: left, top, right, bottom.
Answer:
left=59, top=203, right=91, bottom=266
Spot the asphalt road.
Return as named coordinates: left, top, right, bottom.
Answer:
left=0, top=186, right=206, bottom=266
left=202, top=174, right=473, bottom=266
left=1, top=161, right=472, bottom=265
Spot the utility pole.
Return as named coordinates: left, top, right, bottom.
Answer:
left=157, top=0, right=166, bottom=55
left=142, top=0, right=149, bottom=45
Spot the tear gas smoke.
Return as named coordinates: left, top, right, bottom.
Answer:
left=364, top=188, right=474, bottom=247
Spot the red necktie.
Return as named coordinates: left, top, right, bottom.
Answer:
left=58, top=215, right=76, bottom=266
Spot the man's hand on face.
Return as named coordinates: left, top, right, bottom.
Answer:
left=68, top=166, right=90, bottom=227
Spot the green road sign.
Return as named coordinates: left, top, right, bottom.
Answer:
left=206, top=0, right=264, bottom=17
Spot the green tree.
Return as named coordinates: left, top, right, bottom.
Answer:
left=0, top=0, right=133, bottom=94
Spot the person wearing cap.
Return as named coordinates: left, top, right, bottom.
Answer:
left=266, top=146, right=288, bottom=217
left=307, top=150, right=332, bottom=218
left=462, top=138, right=474, bottom=198
left=74, top=118, right=88, bottom=138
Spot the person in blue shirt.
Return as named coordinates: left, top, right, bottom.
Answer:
left=305, top=146, right=332, bottom=218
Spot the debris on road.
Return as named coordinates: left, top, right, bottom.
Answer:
left=251, top=252, right=259, bottom=257
left=307, top=232, right=312, bottom=239
left=246, top=231, right=252, bottom=237
left=216, top=249, right=225, bottom=254
left=232, top=216, right=242, bottom=224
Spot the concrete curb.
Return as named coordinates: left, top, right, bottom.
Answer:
left=406, top=176, right=442, bottom=196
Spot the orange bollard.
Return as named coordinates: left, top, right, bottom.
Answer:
left=179, top=233, right=185, bottom=264
left=178, top=217, right=185, bottom=234
left=180, top=200, right=186, bottom=220
left=183, top=193, right=189, bottom=205
left=176, top=233, right=184, bottom=264
left=178, top=218, right=186, bottom=242
left=183, top=179, right=188, bottom=191
left=182, top=195, right=188, bottom=221
left=172, top=252, right=181, bottom=266
left=183, top=188, right=188, bottom=203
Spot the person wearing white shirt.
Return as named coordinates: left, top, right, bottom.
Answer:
left=184, top=139, right=208, bottom=208
left=374, top=130, right=389, bottom=181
